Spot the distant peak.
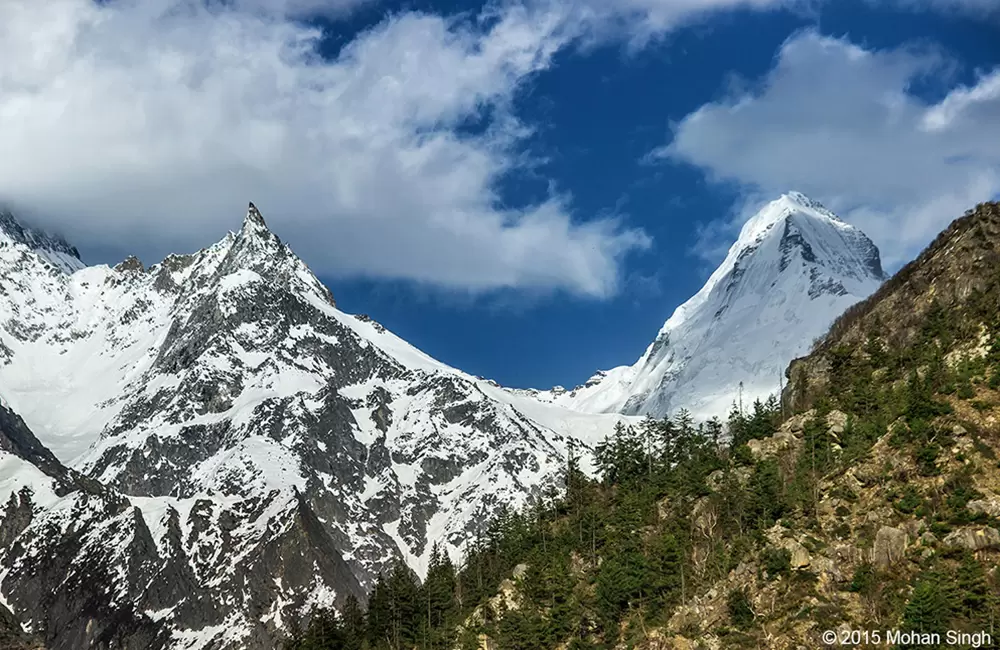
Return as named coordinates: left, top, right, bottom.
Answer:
left=0, top=208, right=85, bottom=274
left=777, top=191, right=840, bottom=219
left=739, top=192, right=844, bottom=246
left=244, top=201, right=269, bottom=232
left=114, top=255, right=145, bottom=273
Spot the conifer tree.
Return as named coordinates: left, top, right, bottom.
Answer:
left=902, top=579, right=950, bottom=642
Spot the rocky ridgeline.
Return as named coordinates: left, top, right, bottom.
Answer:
left=0, top=204, right=616, bottom=650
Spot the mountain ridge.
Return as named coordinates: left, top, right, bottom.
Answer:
left=320, top=200, right=1000, bottom=650
left=519, top=191, right=886, bottom=420
left=0, top=202, right=630, bottom=649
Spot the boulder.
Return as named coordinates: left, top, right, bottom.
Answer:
left=784, top=539, right=811, bottom=569
left=827, top=410, right=849, bottom=437
left=747, top=430, right=801, bottom=460
left=944, top=527, right=1000, bottom=551
left=967, top=499, right=1000, bottom=518
left=871, top=527, right=908, bottom=568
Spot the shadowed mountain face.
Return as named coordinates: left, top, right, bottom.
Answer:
left=517, top=192, right=886, bottom=421
left=0, top=204, right=628, bottom=649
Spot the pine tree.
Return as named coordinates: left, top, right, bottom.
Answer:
left=387, top=558, right=420, bottom=650
left=957, top=553, right=992, bottom=624
left=423, top=542, right=458, bottom=649
left=902, top=579, right=950, bottom=643
left=367, top=572, right=392, bottom=649
left=340, top=595, right=365, bottom=650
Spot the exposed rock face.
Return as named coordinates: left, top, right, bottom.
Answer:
left=0, top=403, right=365, bottom=650
left=0, top=210, right=83, bottom=275
left=872, top=527, right=909, bottom=568
left=0, top=602, right=44, bottom=650
left=943, top=526, right=1000, bottom=551
left=0, top=205, right=628, bottom=648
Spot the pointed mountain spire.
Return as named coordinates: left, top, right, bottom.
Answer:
left=536, top=192, right=886, bottom=421
left=243, top=201, right=269, bottom=233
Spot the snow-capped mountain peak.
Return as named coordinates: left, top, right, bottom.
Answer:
left=237, top=201, right=279, bottom=246
left=737, top=191, right=842, bottom=245
left=0, top=208, right=85, bottom=274
left=0, top=201, right=631, bottom=649
left=521, top=192, right=885, bottom=420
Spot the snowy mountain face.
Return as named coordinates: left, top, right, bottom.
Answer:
left=0, top=204, right=629, bottom=649
left=522, top=192, right=887, bottom=420
left=0, top=209, right=85, bottom=275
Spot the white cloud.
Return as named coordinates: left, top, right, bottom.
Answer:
left=3, top=0, right=982, bottom=297
left=657, top=30, right=1000, bottom=268
left=232, top=0, right=376, bottom=18
left=0, top=0, right=654, bottom=298
left=0, top=0, right=842, bottom=298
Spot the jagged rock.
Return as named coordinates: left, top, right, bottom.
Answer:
left=967, top=499, right=1000, bottom=518
left=0, top=603, right=45, bottom=650
left=826, top=410, right=848, bottom=437
left=0, top=205, right=614, bottom=649
left=114, top=255, right=145, bottom=273
left=706, top=466, right=751, bottom=491
left=692, top=497, right=717, bottom=537
left=785, top=411, right=815, bottom=433
left=944, top=526, right=1000, bottom=551
left=785, top=540, right=811, bottom=569
left=871, top=527, right=908, bottom=568
left=747, top=429, right=801, bottom=460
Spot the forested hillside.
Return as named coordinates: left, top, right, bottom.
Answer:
left=287, top=202, right=1000, bottom=649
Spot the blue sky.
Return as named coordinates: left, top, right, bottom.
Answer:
left=1, top=0, right=999, bottom=389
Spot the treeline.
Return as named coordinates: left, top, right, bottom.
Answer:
left=288, top=204, right=1000, bottom=649
left=288, top=281, right=1000, bottom=649
left=286, top=545, right=458, bottom=650
left=290, top=320, right=1000, bottom=648
left=286, top=402, right=789, bottom=649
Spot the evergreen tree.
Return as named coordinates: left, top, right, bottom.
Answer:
left=386, top=558, right=421, bottom=650
left=423, top=543, right=458, bottom=649
left=367, top=572, right=392, bottom=649
left=956, top=553, right=992, bottom=624
left=901, top=578, right=950, bottom=643
left=340, top=595, right=365, bottom=650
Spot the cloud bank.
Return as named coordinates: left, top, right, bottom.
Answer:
left=0, top=0, right=811, bottom=298
left=657, top=30, right=1000, bottom=268
left=2, top=0, right=987, bottom=295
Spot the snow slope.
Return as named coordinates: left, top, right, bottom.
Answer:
left=520, top=192, right=887, bottom=420
left=0, top=203, right=633, bottom=649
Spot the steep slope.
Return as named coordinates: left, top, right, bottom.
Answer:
left=404, top=201, right=1000, bottom=650
left=0, top=209, right=83, bottom=275
left=0, top=203, right=629, bottom=648
left=522, top=192, right=886, bottom=420
left=0, top=399, right=365, bottom=650
left=786, top=200, right=1000, bottom=411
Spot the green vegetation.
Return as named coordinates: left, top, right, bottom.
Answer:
left=288, top=202, right=1000, bottom=649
